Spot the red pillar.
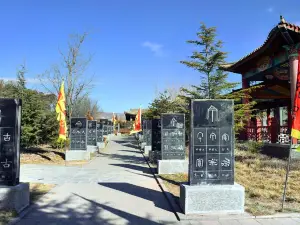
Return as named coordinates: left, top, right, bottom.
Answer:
left=285, top=44, right=300, bottom=144
left=270, top=117, right=278, bottom=143
left=267, top=108, right=271, bottom=126
left=242, top=78, right=249, bottom=104
left=256, top=118, right=262, bottom=141
left=240, top=78, right=250, bottom=140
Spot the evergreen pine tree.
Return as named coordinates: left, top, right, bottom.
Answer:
left=180, top=23, right=257, bottom=133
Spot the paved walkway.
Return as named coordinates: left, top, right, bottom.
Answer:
left=17, top=136, right=300, bottom=225
left=18, top=136, right=180, bottom=225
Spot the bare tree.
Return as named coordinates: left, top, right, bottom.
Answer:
left=38, top=32, right=94, bottom=118
left=72, top=96, right=100, bottom=118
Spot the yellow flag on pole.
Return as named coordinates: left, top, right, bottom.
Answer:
left=55, top=80, right=67, bottom=140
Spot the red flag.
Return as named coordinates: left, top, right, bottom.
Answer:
left=291, top=51, right=300, bottom=139
left=130, top=108, right=142, bottom=134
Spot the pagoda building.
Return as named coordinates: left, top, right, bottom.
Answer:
left=220, top=16, right=300, bottom=146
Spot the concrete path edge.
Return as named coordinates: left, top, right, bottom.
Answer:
left=141, top=150, right=300, bottom=221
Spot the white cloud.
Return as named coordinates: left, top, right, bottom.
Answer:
left=267, top=7, right=273, bottom=13
left=142, top=41, right=164, bottom=56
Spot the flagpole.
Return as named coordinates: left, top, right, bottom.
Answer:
left=281, top=140, right=293, bottom=211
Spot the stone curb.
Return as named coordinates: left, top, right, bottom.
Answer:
left=139, top=150, right=182, bottom=221
left=7, top=185, right=60, bottom=225
left=140, top=147, right=300, bottom=221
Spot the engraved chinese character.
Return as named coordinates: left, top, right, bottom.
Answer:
left=196, top=158, right=204, bottom=168
left=1, top=158, right=12, bottom=168
left=221, top=158, right=230, bottom=167
left=209, top=132, right=217, bottom=141
left=208, top=158, right=218, bottom=166
left=3, top=133, right=11, bottom=142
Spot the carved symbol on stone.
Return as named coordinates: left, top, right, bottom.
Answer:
left=222, top=173, right=230, bottom=177
left=81, top=140, right=85, bottom=144
left=1, top=158, right=12, bottom=168
left=209, top=132, right=217, bottom=141
left=222, top=133, right=229, bottom=142
left=75, top=121, right=82, bottom=128
left=3, top=133, right=11, bottom=142
left=208, top=158, right=218, bottom=166
left=206, top=105, right=219, bottom=123
left=207, top=173, right=217, bottom=178
left=197, top=132, right=204, bottom=142
left=221, top=158, right=230, bottom=167
left=196, top=158, right=204, bottom=168
left=170, top=117, right=177, bottom=127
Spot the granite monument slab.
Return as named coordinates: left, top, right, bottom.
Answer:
left=0, top=99, right=22, bottom=186
left=70, top=118, right=87, bottom=150
left=161, top=113, right=185, bottom=160
left=87, top=120, right=97, bottom=146
left=189, top=100, right=234, bottom=185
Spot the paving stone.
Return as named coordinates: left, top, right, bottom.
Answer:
left=237, top=219, right=261, bottom=225
left=219, top=219, right=241, bottom=225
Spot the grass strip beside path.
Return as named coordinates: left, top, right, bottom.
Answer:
left=160, top=148, right=300, bottom=216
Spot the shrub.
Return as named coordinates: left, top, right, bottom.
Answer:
left=51, top=138, right=70, bottom=149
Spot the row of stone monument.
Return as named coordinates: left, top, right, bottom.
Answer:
left=134, top=99, right=245, bottom=215
left=0, top=98, right=116, bottom=213
left=66, top=118, right=115, bottom=161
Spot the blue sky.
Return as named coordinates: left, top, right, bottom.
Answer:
left=1, top=0, right=300, bottom=113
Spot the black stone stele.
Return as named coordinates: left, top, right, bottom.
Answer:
left=70, top=118, right=87, bottom=150
left=151, top=119, right=161, bottom=152
left=96, top=123, right=103, bottom=142
left=87, top=120, right=97, bottom=146
left=144, top=120, right=152, bottom=146
left=0, top=99, right=22, bottom=186
left=100, top=119, right=109, bottom=135
left=103, top=125, right=108, bottom=136
left=161, top=113, right=185, bottom=160
left=142, top=120, right=147, bottom=142
left=100, top=119, right=109, bottom=125
left=189, top=100, right=234, bottom=185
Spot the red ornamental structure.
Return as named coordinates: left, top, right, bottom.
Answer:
left=220, top=16, right=300, bottom=152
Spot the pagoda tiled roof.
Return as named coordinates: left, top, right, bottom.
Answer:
left=220, top=16, right=300, bottom=73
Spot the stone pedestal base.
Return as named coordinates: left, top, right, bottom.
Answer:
left=0, top=183, right=30, bottom=213
left=180, top=183, right=245, bottom=215
left=144, top=146, right=151, bottom=156
left=87, top=145, right=97, bottom=153
left=149, top=150, right=161, bottom=163
left=97, top=142, right=105, bottom=149
left=117, top=133, right=122, bottom=136
left=66, top=150, right=90, bottom=161
left=138, top=134, right=143, bottom=142
left=140, top=142, right=146, bottom=150
left=158, top=160, right=188, bottom=174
